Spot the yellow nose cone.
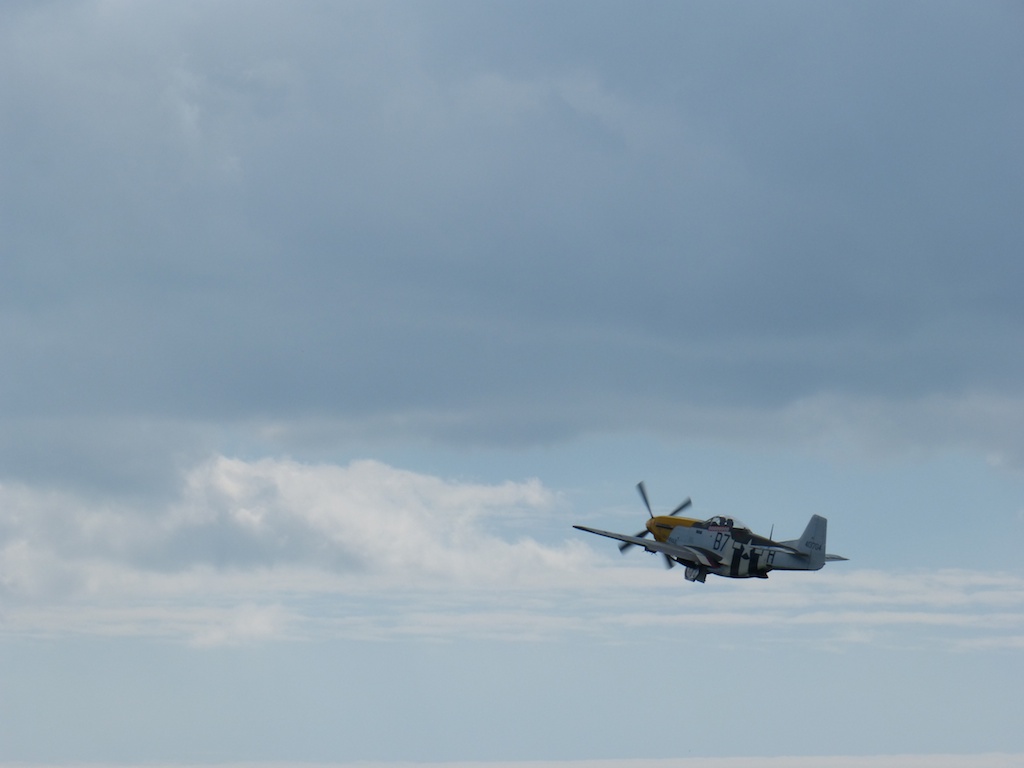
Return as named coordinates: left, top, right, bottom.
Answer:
left=647, top=515, right=699, bottom=542
left=646, top=517, right=669, bottom=542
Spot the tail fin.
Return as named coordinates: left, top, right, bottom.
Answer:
left=796, top=515, right=827, bottom=570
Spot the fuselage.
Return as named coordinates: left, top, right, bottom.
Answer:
left=647, top=515, right=813, bottom=579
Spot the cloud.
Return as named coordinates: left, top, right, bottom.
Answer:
left=1, top=456, right=1023, bottom=648
left=0, top=456, right=581, bottom=587
left=1, top=1, right=1022, bottom=488
left=0, top=457, right=598, bottom=642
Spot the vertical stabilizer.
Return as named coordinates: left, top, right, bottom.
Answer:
left=797, top=515, right=827, bottom=570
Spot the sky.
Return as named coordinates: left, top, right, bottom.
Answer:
left=1, top=0, right=1024, bottom=765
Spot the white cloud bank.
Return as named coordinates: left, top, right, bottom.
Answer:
left=1, top=456, right=1023, bottom=648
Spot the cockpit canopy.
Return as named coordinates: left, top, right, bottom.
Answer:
left=703, top=514, right=750, bottom=532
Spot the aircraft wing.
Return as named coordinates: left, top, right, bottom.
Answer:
left=573, top=525, right=721, bottom=569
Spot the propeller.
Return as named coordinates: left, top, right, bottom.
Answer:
left=619, top=482, right=693, bottom=562
left=637, top=481, right=655, bottom=518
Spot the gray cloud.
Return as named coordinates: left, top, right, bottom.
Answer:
left=2, top=1, right=1022, bottom=488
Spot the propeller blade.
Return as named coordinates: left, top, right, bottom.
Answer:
left=669, top=497, right=692, bottom=516
left=636, top=481, right=654, bottom=518
left=662, top=553, right=675, bottom=569
left=618, top=528, right=650, bottom=552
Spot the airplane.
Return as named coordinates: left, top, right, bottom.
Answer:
left=574, top=482, right=848, bottom=583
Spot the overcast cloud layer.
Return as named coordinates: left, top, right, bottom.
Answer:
left=3, top=1, right=1024, bottom=493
